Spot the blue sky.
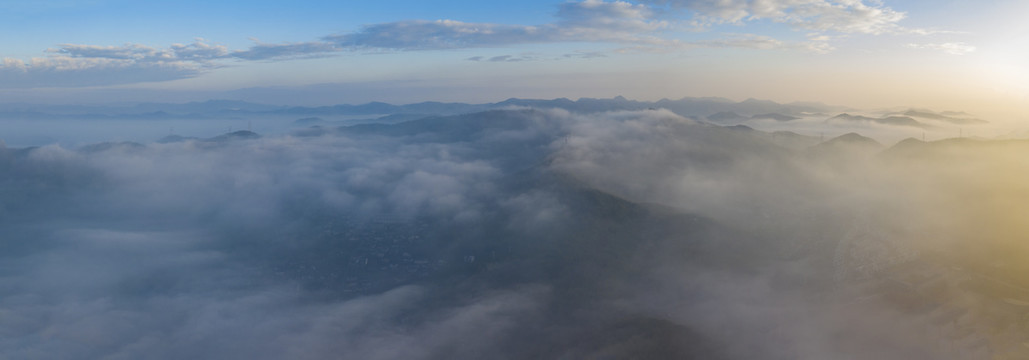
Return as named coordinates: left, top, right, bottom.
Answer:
left=1, top=0, right=1026, bottom=116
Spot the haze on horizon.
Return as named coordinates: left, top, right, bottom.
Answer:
left=0, top=0, right=1027, bottom=120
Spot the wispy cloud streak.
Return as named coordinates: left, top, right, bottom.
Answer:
left=906, top=42, right=976, bottom=55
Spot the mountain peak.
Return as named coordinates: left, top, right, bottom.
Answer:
left=827, top=132, right=881, bottom=146
left=740, top=98, right=776, bottom=105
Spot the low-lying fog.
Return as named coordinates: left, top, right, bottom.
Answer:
left=1, top=101, right=1025, bottom=359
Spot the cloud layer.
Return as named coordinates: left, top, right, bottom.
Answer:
left=0, top=114, right=562, bottom=358
left=3, top=107, right=1012, bottom=358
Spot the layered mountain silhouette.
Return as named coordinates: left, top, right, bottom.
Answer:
left=899, top=109, right=987, bottom=125
left=0, top=97, right=851, bottom=123
left=827, top=113, right=930, bottom=129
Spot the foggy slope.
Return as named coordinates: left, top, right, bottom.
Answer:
left=1, top=108, right=1022, bottom=359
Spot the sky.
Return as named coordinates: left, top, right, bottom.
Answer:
left=0, top=0, right=1026, bottom=118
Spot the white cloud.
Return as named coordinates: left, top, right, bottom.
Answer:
left=172, top=40, right=232, bottom=60
left=701, top=33, right=785, bottom=49
left=51, top=39, right=229, bottom=63
left=0, top=0, right=960, bottom=88
left=622, top=33, right=832, bottom=54
left=563, top=50, right=609, bottom=59
left=324, top=20, right=551, bottom=51
left=906, top=42, right=976, bottom=55
left=0, top=57, right=205, bottom=88
left=0, top=39, right=226, bottom=88
left=640, top=0, right=910, bottom=34
left=316, top=0, right=668, bottom=53
left=466, top=54, right=540, bottom=62
left=231, top=40, right=341, bottom=60
left=4, top=0, right=673, bottom=80
left=555, top=0, right=668, bottom=39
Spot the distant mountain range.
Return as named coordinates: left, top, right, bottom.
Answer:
left=823, top=108, right=991, bottom=129
left=0, top=97, right=853, bottom=122
left=36, top=105, right=1013, bottom=178
left=0, top=98, right=989, bottom=141
left=827, top=113, right=931, bottom=129
left=895, top=109, right=987, bottom=125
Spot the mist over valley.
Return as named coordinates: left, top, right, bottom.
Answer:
left=1, top=97, right=1026, bottom=358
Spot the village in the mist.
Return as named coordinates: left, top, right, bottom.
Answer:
left=2, top=95, right=1029, bottom=359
